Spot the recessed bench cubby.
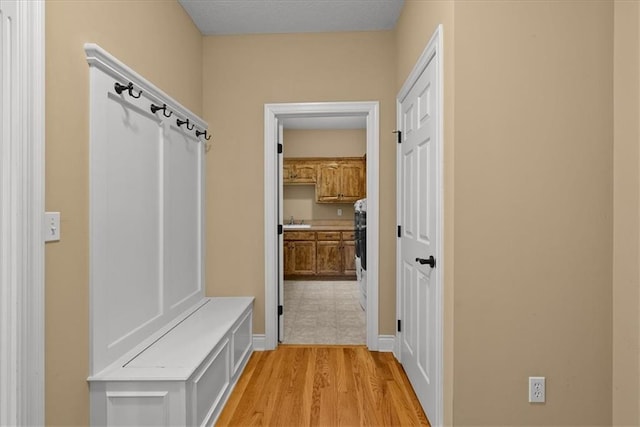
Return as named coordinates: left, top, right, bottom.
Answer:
left=85, top=44, right=254, bottom=426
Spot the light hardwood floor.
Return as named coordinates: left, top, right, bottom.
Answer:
left=216, top=346, right=429, bottom=426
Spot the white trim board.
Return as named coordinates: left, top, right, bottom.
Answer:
left=84, top=43, right=207, bottom=132
left=0, top=0, right=45, bottom=425
left=263, top=101, right=380, bottom=351
left=395, top=24, right=444, bottom=427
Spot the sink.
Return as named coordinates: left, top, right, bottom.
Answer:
left=283, top=224, right=312, bottom=229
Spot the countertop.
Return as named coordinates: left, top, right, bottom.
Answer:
left=283, top=220, right=354, bottom=232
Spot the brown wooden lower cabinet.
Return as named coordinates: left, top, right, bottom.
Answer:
left=284, top=230, right=355, bottom=279
left=342, top=240, right=356, bottom=275
left=316, top=240, right=342, bottom=275
left=285, top=240, right=316, bottom=276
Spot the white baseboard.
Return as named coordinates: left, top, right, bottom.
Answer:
left=254, top=334, right=393, bottom=353
left=252, top=334, right=266, bottom=351
left=393, top=334, right=401, bottom=360
left=377, top=335, right=395, bottom=352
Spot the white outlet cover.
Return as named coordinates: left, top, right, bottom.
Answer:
left=528, top=376, right=545, bottom=403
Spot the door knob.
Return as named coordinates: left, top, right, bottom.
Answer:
left=415, top=256, right=436, bottom=268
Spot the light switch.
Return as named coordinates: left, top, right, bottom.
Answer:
left=45, top=212, right=60, bottom=242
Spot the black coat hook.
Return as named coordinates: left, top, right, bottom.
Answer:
left=114, top=82, right=142, bottom=99
left=196, top=129, right=212, bottom=141
left=176, top=118, right=195, bottom=131
left=150, top=103, right=172, bottom=117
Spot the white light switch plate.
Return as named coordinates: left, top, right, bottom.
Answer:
left=44, top=212, right=60, bottom=242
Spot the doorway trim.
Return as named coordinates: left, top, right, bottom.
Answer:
left=0, top=0, right=45, bottom=425
left=264, top=101, right=379, bottom=350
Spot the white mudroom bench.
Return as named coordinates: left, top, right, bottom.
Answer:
left=85, top=44, right=255, bottom=426
left=89, top=297, right=254, bottom=426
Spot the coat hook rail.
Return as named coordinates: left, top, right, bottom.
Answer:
left=196, top=129, right=212, bottom=141
left=150, top=103, right=172, bottom=118
left=114, top=81, right=142, bottom=99
left=177, top=118, right=195, bottom=131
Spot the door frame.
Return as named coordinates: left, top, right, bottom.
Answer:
left=264, top=101, right=379, bottom=350
left=395, top=25, right=444, bottom=426
left=0, top=0, right=46, bottom=424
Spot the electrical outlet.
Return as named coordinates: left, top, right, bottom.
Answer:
left=528, top=376, right=545, bottom=403
left=337, top=208, right=342, bottom=216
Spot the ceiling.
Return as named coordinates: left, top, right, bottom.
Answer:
left=178, top=0, right=404, bottom=35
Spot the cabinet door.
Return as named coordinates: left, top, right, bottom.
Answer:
left=340, top=162, right=365, bottom=201
left=283, top=242, right=294, bottom=275
left=291, top=241, right=316, bottom=275
left=316, top=240, right=342, bottom=275
left=283, top=160, right=316, bottom=184
left=292, top=163, right=316, bottom=183
left=316, top=163, right=341, bottom=202
left=342, top=240, right=356, bottom=275
left=283, top=162, right=294, bottom=184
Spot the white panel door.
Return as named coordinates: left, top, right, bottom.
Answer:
left=399, top=49, right=439, bottom=423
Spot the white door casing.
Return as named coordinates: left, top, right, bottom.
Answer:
left=264, top=101, right=379, bottom=351
left=0, top=0, right=45, bottom=425
left=396, top=25, right=443, bottom=426
left=277, top=121, right=285, bottom=342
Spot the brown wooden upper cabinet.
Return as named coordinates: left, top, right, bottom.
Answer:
left=316, top=159, right=365, bottom=203
left=283, top=159, right=317, bottom=184
left=283, top=157, right=366, bottom=203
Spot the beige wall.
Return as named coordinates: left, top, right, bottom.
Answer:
left=394, top=1, right=455, bottom=424
left=45, top=1, right=202, bottom=425
left=398, top=1, right=616, bottom=425
left=283, top=129, right=366, bottom=158
left=613, top=1, right=640, bottom=424
left=453, top=1, right=613, bottom=425
left=202, top=31, right=396, bottom=334
left=283, top=129, right=364, bottom=221
left=283, top=186, right=356, bottom=221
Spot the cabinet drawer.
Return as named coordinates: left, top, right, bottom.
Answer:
left=341, top=231, right=355, bottom=241
left=284, top=231, right=316, bottom=241
left=317, top=231, right=341, bottom=241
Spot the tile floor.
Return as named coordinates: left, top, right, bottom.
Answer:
left=283, top=280, right=366, bottom=345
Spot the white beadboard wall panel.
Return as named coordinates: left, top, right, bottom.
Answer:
left=87, top=44, right=207, bottom=376
left=104, top=93, right=163, bottom=347
left=164, top=124, right=202, bottom=310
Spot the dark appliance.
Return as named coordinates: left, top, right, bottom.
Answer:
left=354, top=199, right=367, bottom=271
